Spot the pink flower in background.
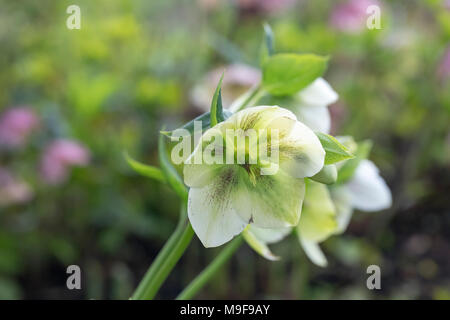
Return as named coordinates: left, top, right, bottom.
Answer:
left=0, top=107, right=39, bottom=149
left=444, top=0, right=450, bottom=10
left=0, top=167, right=33, bottom=206
left=40, top=139, right=90, bottom=185
left=330, top=0, right=381, bottom=33
left=191, top=64, right=261, bottom=112
left=437, top=47, right=450, bottom=81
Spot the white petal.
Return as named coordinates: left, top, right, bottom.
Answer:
left=187, top=167, right=247, bottom=247
left=247, top=225, right=292, bottom=244
left=296, top=104, right=331, bottom=133
left=298, top=78, right=338, bottom=108
left=299, top=238, right=328, bottom=267
left=279, top=121, right=326, bottom=178
left=346, top=160, right=392, bottom=211
left=330, top=186, right=354, bottom=234
left=243, top=228, right=280, bottom=261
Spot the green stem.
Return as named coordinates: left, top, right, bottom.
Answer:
left=229, top=85, right=264, bottom=112
left=176, top=235, right=243, bottom=300
left=131, top=206, right=194, bottom=300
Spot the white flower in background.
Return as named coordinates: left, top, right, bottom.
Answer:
left=291, top=78, right=338, bottom=134
left=264, top=78, right=338, bottom=134
left=299, top=158, right=391, bottom=267
left=183, top=106, right=325, bottom=247
left=190, top=64, right=261, bottom=112
left=240, top=149, right=391, bottom=267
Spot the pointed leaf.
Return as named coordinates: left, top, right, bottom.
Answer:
left=262, top=53, right=328, bottom=96
left=316, top=132, right=354, bottom=165
left=124, top=152, right=166, bottom=183
left=210, top=73, right=225, bottom=127
left=263, top=22, right=275, bottom=57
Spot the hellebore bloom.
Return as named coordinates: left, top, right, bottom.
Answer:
left=330, top=0, right=381, bottom=34
left=298, top=159, right=391, bottom=267
left=0, top=107, right=39, bottom=149
left=263, top=78, right=338, bottom=134
left=289, top=78, right=338, bottom=134
left=183, top=106, right=325, bottom=247
left=190, top=64, right=261, bottom=112
left=40, top=139, right=90, bottom=185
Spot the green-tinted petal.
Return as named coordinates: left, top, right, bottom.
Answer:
left=330, top=186, right=353, bottom=234
left=279, top=121, right=326, bottom=178
left=187, top=166, right=247, bottom=248
left=247, top=225, right=292, bottom=244
left=234, top=168, right=305, bottom=228
left=297, top=181, right=337, bottom=243
left=243, top=228, right=280, bottom=261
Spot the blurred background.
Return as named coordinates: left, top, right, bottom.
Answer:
left=0, top=0, right=449, bottom=299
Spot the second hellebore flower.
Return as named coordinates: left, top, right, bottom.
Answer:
left=183, top=106, right=325, bottom=247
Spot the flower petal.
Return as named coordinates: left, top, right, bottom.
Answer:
left=299, top=238, right=328, bottom=267
left=298, top=78, right=338, bottom=108
left=247, top=225, right=292, bottom=244
left=233, top=168, right=305, bottom=228
left=279, top=121, right=326, bottom=178
left=297, top=181, right=337, bottom=243
left=230, top=105, right=297, bottom=132
left=330, top=186, right=354, bottom=234
left=188, top=166, right=247, bottom=247
left=346, top=160, right=392, bottom=211
left=243, top=228, right=280, bottom=261
left=295, top=104, right=331, bottom=133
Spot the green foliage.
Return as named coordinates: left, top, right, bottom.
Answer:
left=124, top=152, right=166, bottom=183
left=262, top=53, right=328, bottom=96
left=316, top=132, right=354, bottom=165
left=210, top=73, right=225, bottom=127
left=158, top=133, right=188, bottom=201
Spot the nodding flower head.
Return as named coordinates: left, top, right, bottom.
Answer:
left=183, top=105, right=325, bottom=247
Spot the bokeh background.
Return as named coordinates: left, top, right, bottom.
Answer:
left=0, top=0, right=449, bottom=299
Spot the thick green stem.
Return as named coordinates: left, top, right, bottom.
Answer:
left=176, top=235, right=243, bottom=300
left=131, top=206, right=194, bottom=300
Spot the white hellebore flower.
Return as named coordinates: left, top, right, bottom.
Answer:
left=292, top=78, right=338, bottom=134
left=183, top=106, right=325, bottom=247
left=298, top=159, right=392, bottom=267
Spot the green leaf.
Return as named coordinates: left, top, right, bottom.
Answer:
left=161, top=110, right=233, bottom=138
left=210, top=73, right=225, bottom=127
left=124, top=152, right=166, bottom=183
left=337, top=140, right=373, bottom=183
left=158, top=132, right=188, bottom=201
left=316, top=132, right=354, bottom=165
left=263, top=22, right=275, bottom=57
left=262, top=53, right=328, bottom=96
